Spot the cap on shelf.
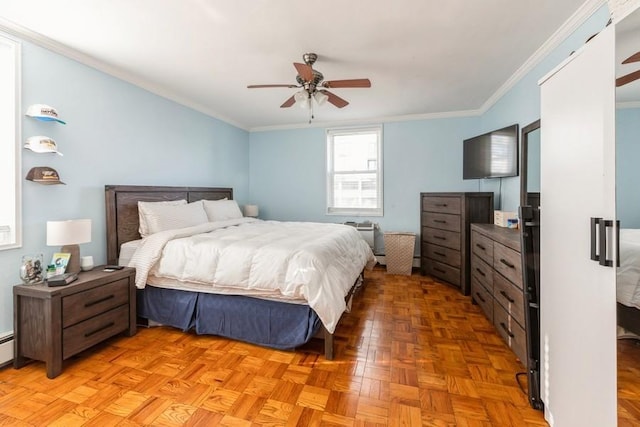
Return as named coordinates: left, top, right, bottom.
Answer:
left=25, top=104, right=66, bottom=124
left=24, top=136, right=63, bottom=156
left=26, top=166, right=66, bottom=185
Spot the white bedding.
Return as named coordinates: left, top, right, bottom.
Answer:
left=128, top=218, right=376, bottom=333
left=118, top=239, right=141, bottom=266
left=618, top=228, right=640, bottom=308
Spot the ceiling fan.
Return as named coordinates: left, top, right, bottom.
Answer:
left=616, top=50, right=640, bottom=86
left=247, top=53, right=371, bottom=115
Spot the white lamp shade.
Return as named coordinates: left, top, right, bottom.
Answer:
left=46, top=219, right=92, bottom=246
left=243, top=205, right=259, bottom=218
left=314, top=91, right=329, bottom=106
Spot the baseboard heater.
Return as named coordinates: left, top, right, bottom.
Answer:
left=0, top=331, right=14, bottom=367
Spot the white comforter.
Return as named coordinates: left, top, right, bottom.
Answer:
left=128, top=218, right=376, bottom=332
left=618, top=228, right=640, bottom=308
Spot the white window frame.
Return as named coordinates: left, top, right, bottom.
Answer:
left=0, top=34, right=21, bottom=250
left=326, top=125, right=383, bottom=216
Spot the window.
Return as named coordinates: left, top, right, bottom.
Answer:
left=327, top=126, right=383, bottom=216
left=0, top=35, right=21, bottom=250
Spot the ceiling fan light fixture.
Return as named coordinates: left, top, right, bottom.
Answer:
left=294, top=90, right=308, bottom=103
left=313, top=91, right=329, bottom=106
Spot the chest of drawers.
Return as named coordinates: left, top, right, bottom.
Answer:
left=470, top=224, right=525, bottom=364
left=420, top=192, right=494, bottom=295
left=13, top=267, right=136, bottom=378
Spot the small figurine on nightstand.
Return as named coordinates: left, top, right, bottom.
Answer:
left=20, top=254, right=43, bottom=284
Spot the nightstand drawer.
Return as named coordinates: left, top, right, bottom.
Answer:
left=493, top=242, right=523, bottom=289
left=494, top=303, right=526, bottom=364
left=471, top=254, right=493, bottom=292
left=424, top=243, right=461, bottom=268
left=421, top=212, right=461, bottom=232
left=471, top=231, right=494, bottom=265
left=423, top=227, right=461, bottom=251
left=494, top=272, right=525, bottom=327
left=62, top=278, right=129, bottom=328
left=63, top=305, right=129, bottom=359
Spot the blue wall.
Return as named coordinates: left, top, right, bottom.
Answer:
left=249, top=6, right=611, bottom=253
left=617, top=107, right=640, bottom=228
left=0, top=38, right=250, bottom=332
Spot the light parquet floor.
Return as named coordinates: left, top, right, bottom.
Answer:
left=0, top=267, right=634, bottom=426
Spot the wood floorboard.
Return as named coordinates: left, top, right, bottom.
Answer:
left=1, top=267, right=636, bottom=425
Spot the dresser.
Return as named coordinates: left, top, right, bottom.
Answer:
left=13, top=267, right=136, bottom=378
left=470, top=223, right=525, bottom=364
left=420, top=192, right=494, bottom=295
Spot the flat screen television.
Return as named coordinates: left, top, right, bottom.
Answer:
left=463, top=124, right=519, bottom=179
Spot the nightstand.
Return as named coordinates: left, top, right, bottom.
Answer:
left=13, top=266, right=136, bottom=378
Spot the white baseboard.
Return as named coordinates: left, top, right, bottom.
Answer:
left=0, top=332, right=14, bottom=366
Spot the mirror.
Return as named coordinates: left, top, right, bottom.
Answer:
left=520, top=119, right=541, bottom=207
left=615, top=6, right=640, bottom=421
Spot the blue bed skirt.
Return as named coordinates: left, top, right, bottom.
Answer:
left=137, top=286, right=322, bottom=350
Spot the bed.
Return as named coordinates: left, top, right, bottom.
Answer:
left=105, top=185, right=375, bottom=359
left=618, top=229, right=640, bottom=336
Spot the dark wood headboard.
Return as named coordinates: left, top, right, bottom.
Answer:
left=105, top=185, right=233, bottom=264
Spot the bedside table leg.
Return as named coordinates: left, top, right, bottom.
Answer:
left=13, top=293, right=25, bottom=369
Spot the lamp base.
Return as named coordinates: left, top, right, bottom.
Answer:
left=60, top=244, right=80, bottom=274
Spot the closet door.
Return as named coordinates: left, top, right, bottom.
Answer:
left=539, top=26, right=617, bottom=426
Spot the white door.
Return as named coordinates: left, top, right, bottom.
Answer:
left=539, top=26, right=617, bottom=426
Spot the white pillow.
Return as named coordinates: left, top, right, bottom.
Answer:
left=139, top=200, right=208, bottom=237
left=203, top=199, right=243, bottom=222
left=138, top=199, right=187, bottom=237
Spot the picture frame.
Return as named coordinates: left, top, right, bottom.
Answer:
left=51, top=252, right=71, bottom=274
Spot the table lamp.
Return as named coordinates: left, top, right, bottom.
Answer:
left=46, top=219, right=91, bottom=274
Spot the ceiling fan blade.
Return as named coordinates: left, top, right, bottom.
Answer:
left=622, top=51, right=640, bottom=64
left=616, top=69, right=640, bottom=87
left=294, top=62, right=314, bottom=82
left=280, top=95, right=296, bottom=108
left=320, top=90, right=349, bottom=108
left=322, top=78, right=371, bottom=89
left=247, top=84, right=298, bottom=88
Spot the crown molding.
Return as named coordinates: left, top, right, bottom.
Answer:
left=479, top=0, right=607, bottom=114
left=0, top=17, right=249, bottom=132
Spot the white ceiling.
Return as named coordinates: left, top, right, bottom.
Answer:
left=0, top=0, right=602, bottom=130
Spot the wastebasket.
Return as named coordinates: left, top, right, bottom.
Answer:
left=383, top=232, right=416, bottom=275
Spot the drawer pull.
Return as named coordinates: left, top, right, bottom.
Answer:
left=475, top=292, right=486, bottom=303
left=435, top=203, right=448, bottom=207
left=433, top=267, right=446, bottom=274
left=433, top=219, right=447, bottom=224
left=434, top=251, right=446, bottom=257
left=84, top=322, right=115, bottom=338
left=500, top=258, right=515, bottom=269
left=84, top=294, right=115, bottom=308
left=475, top=268, right=485, bottom=277
left=499, top=290, right=515, bottom=303
left=475, top=243, right=486, bottom=251
left=499, top=322, right=515, bottom=338
left=434, top=236, right=446, bottom=241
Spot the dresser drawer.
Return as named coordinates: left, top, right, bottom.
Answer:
left=422, top=196, right=461, bottom=214
left=421, top=212, right=461, bottom=232
left=493, top=273, right=525, bottom=327
left=424, top=242, right=461, bottom=268
left=424, top=259, right=460, bottom=287
left=493, top=242, right=523, bottom=289
left=471, top=254, right=493, bottom=292
left=494, top=303, right=526, bottom=364
left=471, top=276, right=493, bottom=321
left=471, top=231, right=494, bottom=265
left=62, top=278, right=130, bottom=328
left=63, top=305, right=129, bottom=359
left=423, top=227, right=461, bottom=251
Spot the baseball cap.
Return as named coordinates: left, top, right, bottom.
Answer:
left=25, top=167, right=66, bottom=185
left=24, top=136, right=64, bottom=156
left=25, top=104, right=66, bottom=124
